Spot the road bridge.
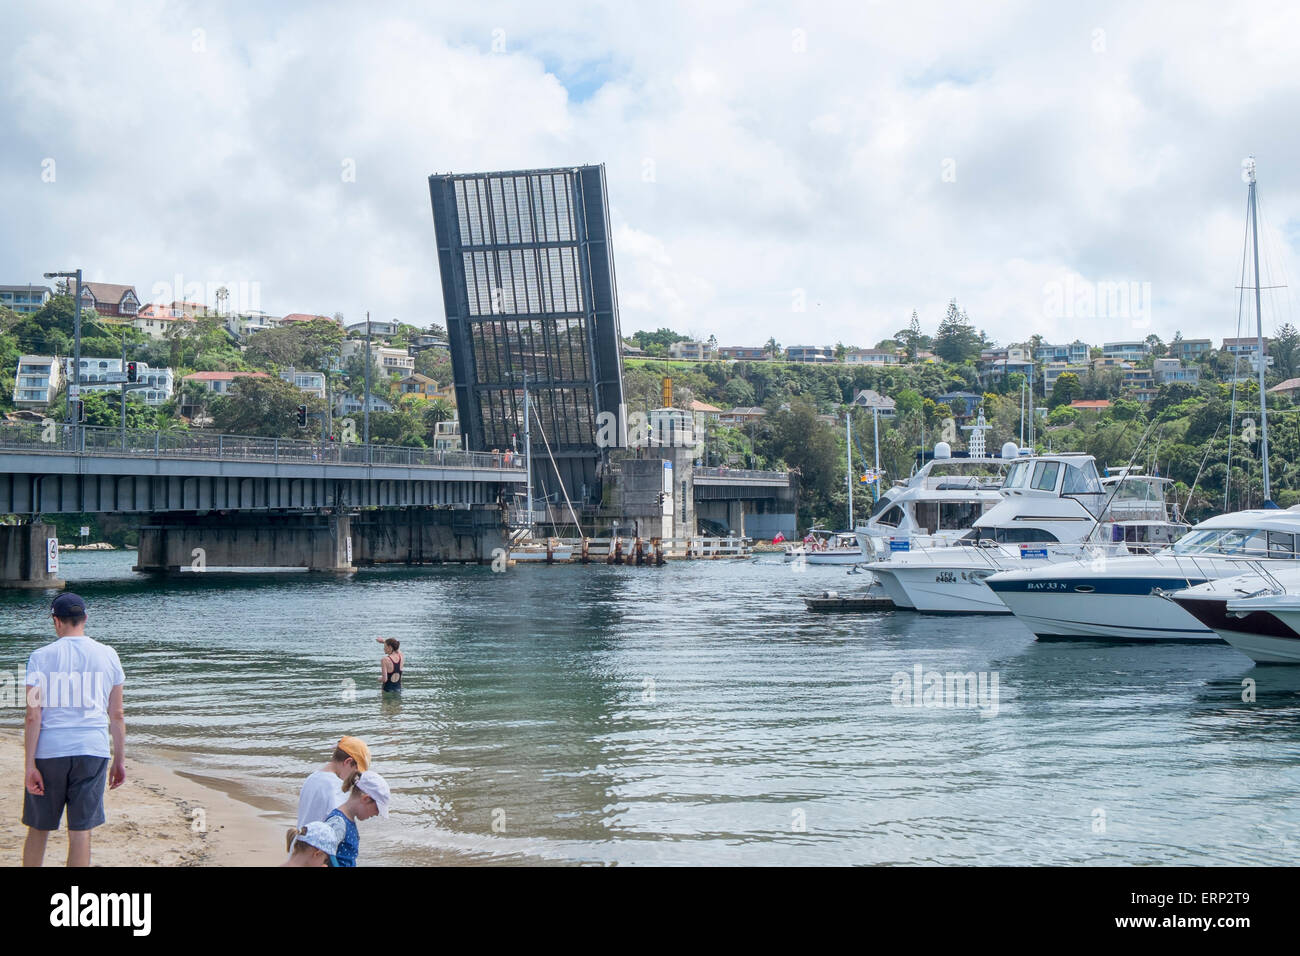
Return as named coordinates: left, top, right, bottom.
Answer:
left=0, top=423, right=526, bottom=586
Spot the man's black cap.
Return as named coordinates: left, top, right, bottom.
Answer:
left=51, top=593, right=86, bottom=617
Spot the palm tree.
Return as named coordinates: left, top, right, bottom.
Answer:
left=424, top=398, right=454, bottom=427
left=179, top=378, right=211, bottom=422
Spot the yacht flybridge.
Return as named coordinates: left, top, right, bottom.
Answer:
left=853, top=440, right=1013, bottom=559
left=863, top=453, right=1190, bottom=614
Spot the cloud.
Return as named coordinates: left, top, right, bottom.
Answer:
left=3, top=0, right=1299, bottom=351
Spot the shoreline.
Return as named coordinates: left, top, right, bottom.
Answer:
left=0, top=729, right=289, bottom=866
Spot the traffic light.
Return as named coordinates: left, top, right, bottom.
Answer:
left=297, top=404, right=308, bottom=427
left=126, top=361, right=138, bottom=383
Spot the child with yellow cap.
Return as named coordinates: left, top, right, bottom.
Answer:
left=289, top=736, right=372, bottom=850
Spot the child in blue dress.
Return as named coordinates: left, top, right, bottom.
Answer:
left=324, top=769, right=390, bottom=866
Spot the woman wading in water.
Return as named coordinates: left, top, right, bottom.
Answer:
left=377, top=638, right=403, bottom=694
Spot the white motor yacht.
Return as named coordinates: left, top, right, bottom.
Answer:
left=986, top=510, right=1300, bottom=640
left=864, top=454, right=1188, bottom=613
left=854, top=441, right=1012, bottom=560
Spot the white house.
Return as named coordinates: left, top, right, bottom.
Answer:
left=12, top=355, right=62, bottom=409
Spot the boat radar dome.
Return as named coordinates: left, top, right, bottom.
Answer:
left=933, top=441, right=952, bottom=459
left=1000, top=441, right=1019, bottom=460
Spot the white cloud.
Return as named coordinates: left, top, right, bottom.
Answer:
left=3, top=0, right=1300, bottom=351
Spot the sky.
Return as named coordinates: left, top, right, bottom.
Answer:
left=4, top=0, right=1300, bottom=350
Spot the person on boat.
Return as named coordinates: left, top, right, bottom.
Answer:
left=376, top=638, right=403, bottom=694
left=323, top=769, right=390, bottom=867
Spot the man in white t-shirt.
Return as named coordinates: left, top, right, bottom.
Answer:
left=295, top=735, right=371, bottom=829
left=23, top=593, right=126, bottom=867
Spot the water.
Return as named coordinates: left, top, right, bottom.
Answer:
left=2, top=550, right=1298, bottom=865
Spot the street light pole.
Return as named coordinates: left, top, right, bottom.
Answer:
left=121, top=334, right=127, bottom=449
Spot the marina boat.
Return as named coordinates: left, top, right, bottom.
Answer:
left=986, top=159, right=1293, bottom=639
left=854, top=438, right=1014, bottom=560
left=1169, top=566, right=1300, bottom=663
left=510, top=537, right=576, bottom=562
left=864, top=453, right=1189, bottom=613
left=985, top=510, right=1300, bottom=640
left=783, top=530, right=863, bottom=565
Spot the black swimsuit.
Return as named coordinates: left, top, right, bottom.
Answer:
left=383, top=653, right=402, bottom=692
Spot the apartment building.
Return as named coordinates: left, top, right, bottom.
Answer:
left=12, top=355, right=62, bottom=408
left=0, top=285, right=52, bottom=314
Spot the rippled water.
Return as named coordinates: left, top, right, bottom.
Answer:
left=2, top=550, right=1299, bottom=865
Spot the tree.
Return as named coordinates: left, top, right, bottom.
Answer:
left=894, top=311, right=924, bottom=362
left=1049, top=372, right=1082, bottom=408
left=209, top=375, right=323, bottom=438
left=630, top=328, right=689, bottom=357
left=245, top=319, right=344, bottom=371
left=1272, top=323, right=1300, bottom=379
left=1145, top=333, right=1167, bottom=358
left=757, top=397, right=841, bottom=527
left=933, top=299, right=983, bottom=363
left=764, top=337, right=782, bottom=360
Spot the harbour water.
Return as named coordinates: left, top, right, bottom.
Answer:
left=3, top=550, right=1299, bottom=865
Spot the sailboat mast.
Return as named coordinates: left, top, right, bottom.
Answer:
left=1247, top=158, right=1271, bottom=502
left=524, top=369, right=533, bottom=528
left=874, top=405, right=881, bottom=477
left=846, top=409, right=854, bottom=529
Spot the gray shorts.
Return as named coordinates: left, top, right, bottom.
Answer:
left=23, top=755, right=110, bottom=831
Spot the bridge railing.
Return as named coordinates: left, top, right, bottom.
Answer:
left=0, top=422, right=525, bottom=472
left=694, top=466, right=790, bottom=482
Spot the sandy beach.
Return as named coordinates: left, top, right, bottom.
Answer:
left=0, top=730, right=288, bottom=866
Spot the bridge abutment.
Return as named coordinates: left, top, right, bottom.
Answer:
left=351, top=506, right=505, bottom=564
left=0, top=522, right=65, bottom=589
left=134, top=513, right=355, bottom=574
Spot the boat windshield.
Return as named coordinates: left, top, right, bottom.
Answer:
left=915, top=500, right=993, bottom=531
left=1170, top=528, right=1297, bottom=557
left=959, top=527, right=1060, bottom=544
left=1004, top=461, right=1032, bottom=489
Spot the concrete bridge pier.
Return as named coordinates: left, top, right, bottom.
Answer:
left=351, top=506, right=506, bottom=565
left=0, top=522, right=65, bottom=589
left=134, top=513, right=355, bottom=574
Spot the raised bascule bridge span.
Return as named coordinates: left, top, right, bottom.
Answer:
left=0, top=423, right=526, bottom=587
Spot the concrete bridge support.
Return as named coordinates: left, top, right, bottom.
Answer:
left=134, top=513, right=355, bottom=573
left=0, top=522, right=65, bottom=589
left=350, top=506, right=505, bottom=564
